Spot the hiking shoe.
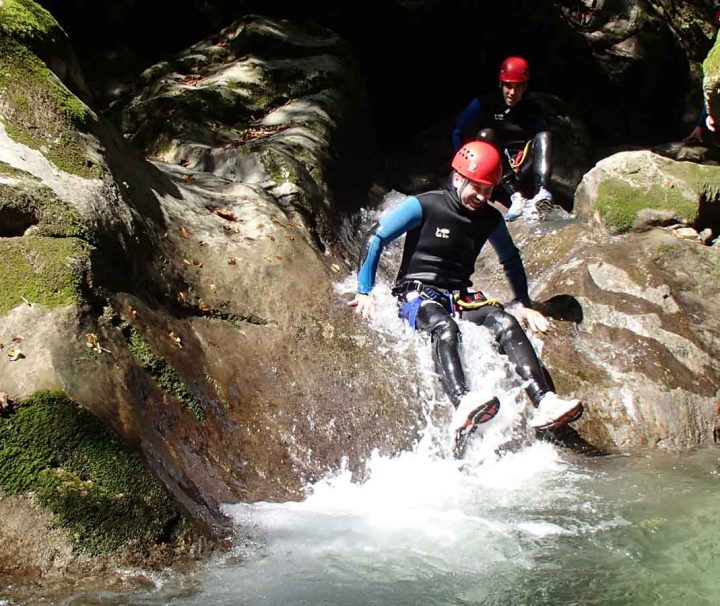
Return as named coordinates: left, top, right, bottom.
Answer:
left=505, top=192, right=528, bottom=221
left=532, top=186, right=553, bottom=204
left=528, top=392, right=584, bottom=429
left=453, top=396, right=501, bottom=458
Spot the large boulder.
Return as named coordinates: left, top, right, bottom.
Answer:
left=476, top=221, right=720, bottom=452
left=0, top=2, right=419, bottom=567
left=574, top=150, right=720, bottom=233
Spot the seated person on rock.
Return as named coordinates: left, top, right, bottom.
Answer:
left=349, top=141, right=585, bottom=458
left=452, top=56, right=553, bottom=222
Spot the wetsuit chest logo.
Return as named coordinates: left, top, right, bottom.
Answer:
left=435, top=227, right=450, bottom=239
left=494, top=112, right=506, bottom=121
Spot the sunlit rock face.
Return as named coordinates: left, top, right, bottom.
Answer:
left=2, top=0, right=720, bottom=568
left=574, top=150, right=720, bottom=233
left=476, top=219, right=720, bottom=453
left=0, top=8, right=417, bottom=551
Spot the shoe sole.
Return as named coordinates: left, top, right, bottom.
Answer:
left=453, top=397, right=501, bottom=458
left=531, top=403, right=584, bottom=430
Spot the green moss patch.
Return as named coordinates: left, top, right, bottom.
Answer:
left=0, top=236, right=88, bottom=315
left=0, top=160, right=33, bottom=179
left=0, top=182, right=93, bottom=240
left=0, top=35, right=98, bottom=178
left=0, top=390, right=183, bottom=555
left=0, top=0, right=64, bottom=51
left=594, top=157, right=720, bottom=234
left=124, top=325, right=206, bottom=421
left=595, top=180, right=698, bottom=233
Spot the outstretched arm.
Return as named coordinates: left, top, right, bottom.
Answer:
left=349, top=197, right=424, bottom=316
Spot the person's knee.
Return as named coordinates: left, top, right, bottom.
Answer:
left=430, top=316, right=460, bottom=345
left=477, top=128, right=498, bottom=147
left=487, top=308, right=522, bottom=336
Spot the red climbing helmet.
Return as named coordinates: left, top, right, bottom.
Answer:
left=499, top=56, right=530, bottom=83
left=452, top=141, right=502, bottom=186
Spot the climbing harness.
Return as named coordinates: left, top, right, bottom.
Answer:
left=453, top=290, right=503, bottom=312
left=393, top=281, right=503, bottom=328
left=505, top=139, right=532, bottom=172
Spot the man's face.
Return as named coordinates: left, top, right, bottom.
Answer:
left=455, top=175, right=493, bottom=211
left=501, top=81, right=528, bottom=107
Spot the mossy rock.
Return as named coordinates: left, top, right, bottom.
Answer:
left=124, top=324, right=206, bottom=421
left=0, top=390, right=185, bottom=555
left=704, top=31, right=720, bottom=121
left=577, top=150, right=720, bottom=234
left=0, top=5, right=98, bottom=178
left=0, top=0, right=64, bottom=54
left=0, top=236, right=89, bottom=315
left=0, top=181, right=93, bottom=240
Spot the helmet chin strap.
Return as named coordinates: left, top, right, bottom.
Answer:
left=456, top=176, right=469, bottom=199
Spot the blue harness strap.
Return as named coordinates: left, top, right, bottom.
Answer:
left=396, top=282, right=454, bottom=330
left=399, top=297, right=424, bottom=329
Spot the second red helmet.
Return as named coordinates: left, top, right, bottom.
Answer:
left=452, top=141, right=502, bottom=186
left=499, top=56, right=530, bottom=83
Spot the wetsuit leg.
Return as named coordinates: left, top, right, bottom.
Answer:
left=477, top=128, right=521, bottom=199
left=414, top=300, right=467, bottom=407
left=531, top=131, right=552, bottom=189
left=461, top=306, right=549, bottom=405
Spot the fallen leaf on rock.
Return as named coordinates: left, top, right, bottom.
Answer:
left=7, top=347, right=24, bottom=361
left=198, top=240, right=207, bottom=247
left=85, top=333, right=98, bottom=347
left=275, top=256, right=284, bottom=261
left=178, top=292, right=187, bottom=303
left=11, top=336, right=22, bottom=343
left=227, top=258, right=237, bottom=265
left=210, top=207, right=239, bottom=222
left=128, top=306, right=139, bottom=319
left=85, top=333, right=103, bottom=353
left=179, top=227, right=192, bottom=238
left=209, top=284, right=217, bottom=292
left=268, top=235, right=276, bottom=241
left=169, top=331, right=183, bottom=348
left=199, top=302, right=212, bottom=313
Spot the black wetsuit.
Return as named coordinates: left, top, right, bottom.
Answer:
left=452, top=90, right=552, bottom=200
left=357, top=187, right=551, bottom=407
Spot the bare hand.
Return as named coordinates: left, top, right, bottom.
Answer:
left=510, top=306, right=550, bottom=333
left=347, top=293, right=376, bottom=318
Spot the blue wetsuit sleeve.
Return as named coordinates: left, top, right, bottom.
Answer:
left=452, top=98, right=484, bottom=151
left=698, top=104, right=708, bottom=126
left=488, top=221, right=532, bottom=307
left=357, top=198, right=423, bottom=294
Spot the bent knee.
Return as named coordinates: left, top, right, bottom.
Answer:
left=430, top=316, right=460, bottom=343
